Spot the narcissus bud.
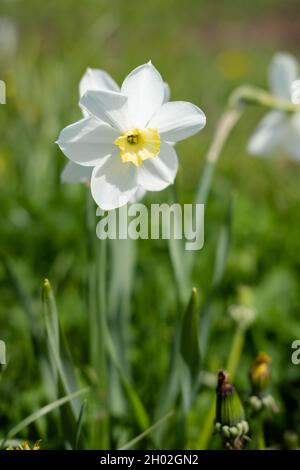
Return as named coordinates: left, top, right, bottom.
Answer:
left=215, top=370, right=249, bottom=449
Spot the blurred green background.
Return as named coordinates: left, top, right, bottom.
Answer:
left=1, top=0, right=300, bottom=450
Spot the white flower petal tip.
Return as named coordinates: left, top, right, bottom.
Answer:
left=79, top=68, right=120, bottom=97
left=121, top=62, right=165, bottom=127
left=269, top=52, right=299, bottom=101
left=149, top=101, right=206, bottom=142
left=61, top=161, right=92, bottom=184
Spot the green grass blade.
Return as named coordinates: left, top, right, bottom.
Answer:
left=180, top=287, right=201, bottom=376
left=106, top=327, right=149, bottom=431
left=42, top=279, right=59, bottom=371
left=74, top=400, right=87, bottom=450
left=119, top=410, right=174, bottom=450
left=120, top=376, right=150, bottom=431
left=167, top=187, right=190, bottom=306
left=3, top=388, right=89, bottom=445
left=212, top=199, right=233, bottom=286
left=42, top=279, right=81, bottom=418
left=108, top=238, right=136, bottom=373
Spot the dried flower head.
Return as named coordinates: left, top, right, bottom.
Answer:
left=215, top=370, right=249, bottom=450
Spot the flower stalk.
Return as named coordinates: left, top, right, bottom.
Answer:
left=248, top=352, right=279, bottom=450
left=229, top=85, right=298, bottom=113
left=197, top=293, right=255, bottom=449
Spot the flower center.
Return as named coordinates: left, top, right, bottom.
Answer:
left=114, top=128, right=160, bottom=167
left=127, top=133, right=139, bottom=145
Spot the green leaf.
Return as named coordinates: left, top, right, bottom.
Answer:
left=42, top=279, right=81, bottom=418
left=74, top=400, right=87, bottom=450
left=106, top=331, right=150, bottom=431
left=2, top=388, right=89, bottom=446
left=200, top=198, right=234, bottom=359
left=168, top=227, right=190, bottom=305
left=120, top=375, right=150, bottom=431
left=212, top=199, right=233, bottom=286
left=180, top=287, right=201, bottom=376
left=166, top=190, right=190, bottom=305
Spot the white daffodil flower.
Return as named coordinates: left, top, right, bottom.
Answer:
left=57, top=62, right=206, bottom=210
left=61, top=65, right=170, bottom=207
left=247, top=53, right=300, bottom=162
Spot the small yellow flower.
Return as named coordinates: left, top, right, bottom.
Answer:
left=250, top=352, right=271, bottom=394
left=6, top=440, right=41, bottom=450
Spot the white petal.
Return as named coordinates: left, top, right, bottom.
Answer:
left=282, top=111, right=300, bottom=162
left=91, top=157, right=138, bottom=210
left=57, top=116, right=118, bottom=166
left=149, top=101, right=206, bottom=142
left=269, top=53, right=298, bottom=101
left=121, top=62, right=165, bottom=128
left=61, top=161, right=92, bottom=183
left=129, top=186, right=146, bottom=203
left=247, top=111, right=288, bottom=156
left=163, top=82, right=170, bottom=102
left=137, top=142, right=178, bottom=191
left=80, top=90, right=129, bottom=132
left=79, top=68, right=120, bottom=97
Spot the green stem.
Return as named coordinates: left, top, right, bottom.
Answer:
left=190, top=84, right=296, bottom=275
left=257, top=419, right=266, bottom=450
left=96, top=236, right=108, bottom=391
left=229, top=85, right=298, bottom=113
left=85, top=191, right=109, bottom=449
left=188, top=108, right=242, bottom=274
left=226, top=326, right=245, bottom=377
left=85, top=190, right=98, bottom=373
left=195, top=108, right=242, bottom=205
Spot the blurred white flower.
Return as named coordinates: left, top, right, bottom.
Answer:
left=229, top=304, right=256, bottom=330
left=291, top=79, right=300, bottom=105
left=0, top=17, right=18, bottom=57
left=247, top=53, right=300, bottom=162
left=58, top=62, right=206, bottom=210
